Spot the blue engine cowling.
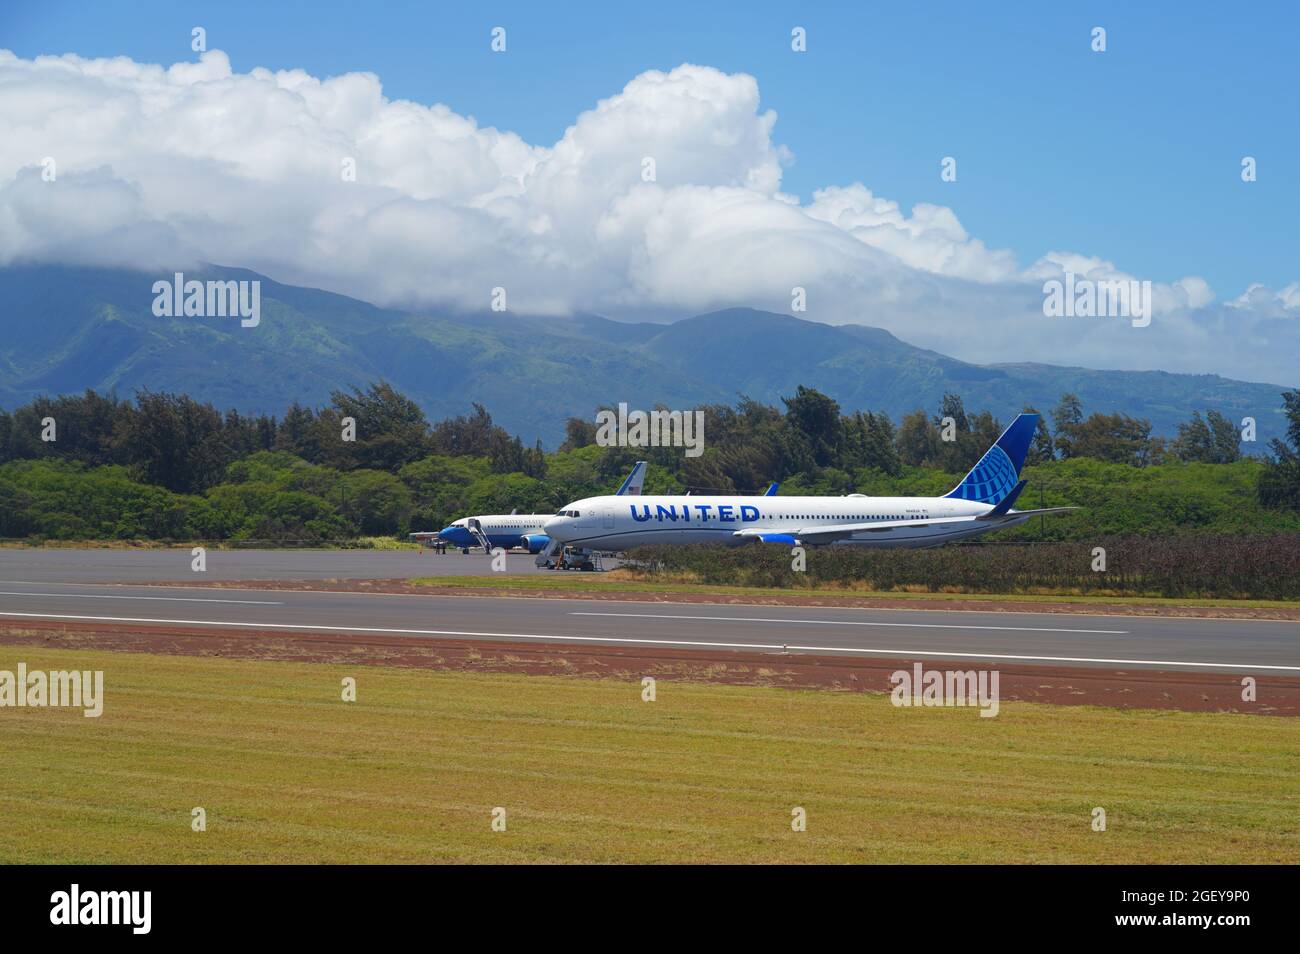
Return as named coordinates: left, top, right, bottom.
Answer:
left=753, top=532, right=798, bottom=545
left=521, top=534, right=551, bottom=554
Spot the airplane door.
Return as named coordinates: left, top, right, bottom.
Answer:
left=600, top=507, right=615, bottom=529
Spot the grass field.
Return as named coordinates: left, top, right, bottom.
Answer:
left=2, top=644, right=1297, bottom=863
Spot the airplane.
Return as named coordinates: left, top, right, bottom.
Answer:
left=417, top=508, right=554, bottom=553
left=542, top=414, right=1073, bottom=551
left=411, top=460, right=648, bottom=553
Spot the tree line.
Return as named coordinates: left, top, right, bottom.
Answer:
left=0, top=384, right=543, bottom=495
left=1, top=383, right=1298, bottom=542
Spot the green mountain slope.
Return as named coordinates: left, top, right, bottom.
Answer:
left=0, top=265, right=1292, bottom=446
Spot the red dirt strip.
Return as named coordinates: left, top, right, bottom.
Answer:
left=142, top=577, right=1300, bottom=620
left=2, top=618, right=1296, bottom=716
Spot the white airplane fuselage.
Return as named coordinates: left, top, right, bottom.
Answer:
left=544, top=494, right=1031, bottom=551
left=438, top=514, right=552, bottom=551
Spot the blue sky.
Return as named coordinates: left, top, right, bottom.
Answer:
left=4, top=0, right=1295, bottom=295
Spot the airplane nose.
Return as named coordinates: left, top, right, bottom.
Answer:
left=543, top=517, right=566, bottom=537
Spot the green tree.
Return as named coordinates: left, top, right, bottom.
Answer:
left=328, top=382, right=431, bottom=471
left=781, top=386, right=843, bottom=469
left=1173, top=410, right=1241, bottom=464
left=1023, top=405, right=1055, bottom=464
left=275, top=403, right=320, bottom=459
left=1258, top=391, right=1300, bottom=511
left=843, top=410, right=901, bottom=476
left=896, top=410, right=940, bottom=468
left=1052, top=393, right=1084, bottom=459
left=1070, top=412, right=1158, bottom=466
left=559, top=417, right=597, bottom=451
left=339, top=470, right=414, bottom=535
left=119, top=390, right=230, bottom=493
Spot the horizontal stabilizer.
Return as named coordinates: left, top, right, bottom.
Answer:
left=977, top=479, right=1027, bottom=519
left=996, top=506, right=1078, bottom=520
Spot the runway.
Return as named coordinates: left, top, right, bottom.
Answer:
left=0, top=546, right=565, bottom=583
left=2, top=577, right=1298, bottom=673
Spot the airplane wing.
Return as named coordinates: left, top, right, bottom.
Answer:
left=733, top=514, right=985, bottom=545
left=735, top=510, right=1077, bottom=545
left=764, top=482, right=779, bottom=496
left=734, top=481, right=1077, bottom=545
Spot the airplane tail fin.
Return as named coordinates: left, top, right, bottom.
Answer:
left=944, top=413, right=1039, bottom=504
left=616, top=461, right=648, bottom=496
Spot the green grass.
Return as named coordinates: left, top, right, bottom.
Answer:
left=409, top=574, right=1300, bottom=610
left=355, top=535, right=420, bottom=550
left=1, top=645, right=1297, bottom=863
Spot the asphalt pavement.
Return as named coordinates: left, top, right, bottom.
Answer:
left=0, top=551, right=1296, bottom=674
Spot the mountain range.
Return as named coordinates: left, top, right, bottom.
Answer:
left=1, top=264, right=1293, bottom=448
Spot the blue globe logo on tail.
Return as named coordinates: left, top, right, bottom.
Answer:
left=943, top=413, right=1038, bottom=504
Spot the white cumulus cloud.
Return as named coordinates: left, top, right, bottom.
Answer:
left=0, top=48, right=1296, bottom=385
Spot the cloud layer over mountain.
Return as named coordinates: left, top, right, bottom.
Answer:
left=1, top=48, right=1295, bottom=384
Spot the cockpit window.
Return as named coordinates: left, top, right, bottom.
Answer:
left=553, top=510, right=580, bottom=517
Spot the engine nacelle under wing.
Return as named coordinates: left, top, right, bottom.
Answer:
left=521, top=533, right=551, bottom=554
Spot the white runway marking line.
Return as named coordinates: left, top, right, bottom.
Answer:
left=0, top=591, right=283, bottom=606
left=569, top=611, right=1128, bottom=635
left=0, top=580, right=1291, bottom=627
left=0, top=610, right=1295, bottom=672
